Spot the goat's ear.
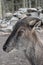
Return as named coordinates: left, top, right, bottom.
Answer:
left=29, top=20, right=36, bottom=26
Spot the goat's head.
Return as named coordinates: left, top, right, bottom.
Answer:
left=3, top=17, right=41, bottom=52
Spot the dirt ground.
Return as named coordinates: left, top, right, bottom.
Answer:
left=0, top=35, right=9, bottom=65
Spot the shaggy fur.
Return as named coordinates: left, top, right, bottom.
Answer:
left=3, top=17, right=43, bottom=65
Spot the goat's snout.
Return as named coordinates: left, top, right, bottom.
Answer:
left=3, top=45, right=7, bottom=52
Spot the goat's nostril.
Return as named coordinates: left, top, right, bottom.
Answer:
left=3, top=45, right=7, bottom=51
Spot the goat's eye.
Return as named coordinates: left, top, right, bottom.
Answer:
left=16, top=28, right=25, bottom=39
left=17, top=30, right=24, bottom=37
